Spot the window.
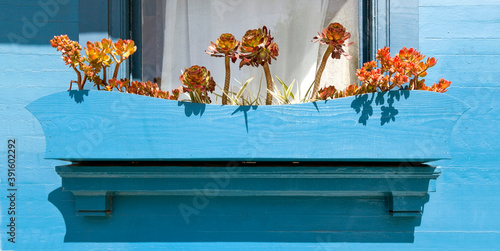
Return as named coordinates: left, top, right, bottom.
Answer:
left=134, top=0, right=361, bottom=101
left=79, top=0, right=419, bottom=100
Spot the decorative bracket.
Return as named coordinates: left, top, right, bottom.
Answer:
left=72, top=192, right=112, bottom=216
left=56, top=163, right=440, bottom=217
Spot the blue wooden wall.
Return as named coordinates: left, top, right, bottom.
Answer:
left=1, top=0, right=499, bottom=250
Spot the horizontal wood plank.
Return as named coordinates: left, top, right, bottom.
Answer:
left=26, top=90, right=469, bottom=162
left=56, top=163, right=440, bottom=216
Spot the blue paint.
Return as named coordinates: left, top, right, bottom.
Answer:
left=2, top=0, right=500, bottom=250
left=55, top=164, right=440, bottom=217
left=78, top=0, right=108, bottom=44
left=26, top=90, right=467, bottom=162
left=0, top=1, right=78, bottom=44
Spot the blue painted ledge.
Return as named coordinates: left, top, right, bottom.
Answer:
left=56, top=163, right=440, bottom=217
left=26, top=90, right=469, bottom=162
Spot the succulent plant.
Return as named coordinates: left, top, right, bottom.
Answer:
left=356, top=47, right=449, bottom=93
left=206, top=33, right=240, bottom=60
left=239, top=26, right=279, bottom=105
left=50, top=35, right=87, bottom=90
left=206, top=33, right=240, bottom=105
left=311, top=22, right=353, bottom=99
left=317, top=46, right=449, bottom=101
left=317, top=85, right=337, bottom=100
left=312, top=22, right=353, bottom=60
left=110, top=39, right=137, bottom=80
left=84, top=39, right=113, bottom=89
left=427, top=78, right=451, bottom=93
left=105, top=79, right=179, bottom=100
left=51, top=35, right=137, bottom=91
left=180, top=65, right=216, bottom=104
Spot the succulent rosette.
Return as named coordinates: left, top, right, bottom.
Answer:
left=110, top=39, right=137, bottom=81
left=206, top=33, right=240, bottom=62
left=84, top=39, right=113, bottom=89
left=310, top=22, right=353, bottom=99
left=238, top=26, right=279, bottom=105
left=180, top=65, right=216, bottom=103
left=312, top=22, right=353, bottom=60
left=206, top=33, right=240, bottom=105
left=239, top=26, right=279, bottom=68
left=112, top=39, right=137, bottom=61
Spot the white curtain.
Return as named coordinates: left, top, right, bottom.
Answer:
left=149, top=0, right=358, bottom=103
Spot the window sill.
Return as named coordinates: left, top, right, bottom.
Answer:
left=56, top=163, right=440, bottom=217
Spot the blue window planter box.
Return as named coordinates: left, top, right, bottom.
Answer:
left=27, top=90, right=468, bottom=162
left=27, top=90, right=468, bottom=217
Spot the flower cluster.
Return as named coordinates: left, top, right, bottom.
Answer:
left=50, top=35, right=83, bottom=68
left=356, top=47, right=449, bottom=93
left=110, top=39, right=137, bottom=81
left=318, top=47, right=451, bottom=100
left=50, top=35, right=86, bottom=90
left=51, top=35, right=181, bottom=100
left=50, top=35, right=137, bottom=91
left=84, top=39, right=113, bottom=88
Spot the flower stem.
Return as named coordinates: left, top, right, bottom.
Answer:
left=81, top=75, right=87, bottom=90
left=113, top=61, right=121, bottom=80
left=263, top=62, right=273, bottom=105
left=72, top=66, right=82, bottom=90
left=102, top=66, right=107, bottom=90
left=222, top=57, right=231, bottom=105
left=311, top=45, right=334, bottom=99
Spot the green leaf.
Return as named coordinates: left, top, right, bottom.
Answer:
left=286, top=80, right=296, bottom=100
left=236, top=77, right=254, bottom=100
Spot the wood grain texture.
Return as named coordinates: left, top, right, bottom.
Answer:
left=26, top=90, right=469, bottom=162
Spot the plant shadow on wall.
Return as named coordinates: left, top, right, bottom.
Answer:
left=351, top=90, right=410, bottom=126
left=47, top=186, right=429, bottom=243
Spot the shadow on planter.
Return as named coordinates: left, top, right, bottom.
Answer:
left=231, top=105, right=258, bottom=132
left=68, top=90, right=89, bottom=103
left=351, top=90, right=411, bottom=126
left=26, top=90, right=469, bottom=162
left=178, top=101, right=206, bottom=117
